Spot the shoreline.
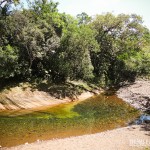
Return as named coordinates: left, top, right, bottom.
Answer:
left=1, top=78, right=149, bottom=112
left=0, top=91, right=98, bottom=116
left=0, top=85, right=102, bottom=111
left=2, top=125, right=150, bottom=150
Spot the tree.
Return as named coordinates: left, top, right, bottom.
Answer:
left=76, top=12, right=91, bottom=25
left=0, top=45, right=19, bottom=78
left=0, top=0, right=62, bottom=80
left=0, top=1, right=149, bottom=86
left=91, top=13, right=149, bottom=85
left=51, top=15, right=99, bottom=82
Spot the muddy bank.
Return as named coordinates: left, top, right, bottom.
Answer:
left=2, top=125, right=150, bottom=150
left=117, top=79, right=150, bottom=113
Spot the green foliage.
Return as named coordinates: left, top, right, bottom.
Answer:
left=0, top=1, right=149, bottom=86
left=91, top=13, right=150, bottom=86
left=125, top=45, right=150, bottom=76
left=0, top=0, right=63, bottom=80
left=76, top=12, right=91, bottom=25
left=0, top=45, right=19, bottom=78
left=53, top=17, right=99, bottom=81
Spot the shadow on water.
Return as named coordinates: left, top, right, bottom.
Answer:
left=0, top=94, right=140, bottom=148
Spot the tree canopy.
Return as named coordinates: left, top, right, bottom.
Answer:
left=0, top=0, right=150, bottom=86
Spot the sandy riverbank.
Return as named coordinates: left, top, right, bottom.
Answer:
left=0, top=85, right=100, bottom=110
left=2, top=125, right=150, bottom=150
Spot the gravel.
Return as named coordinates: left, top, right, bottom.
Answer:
left=117, top=79, right=150, bottom=113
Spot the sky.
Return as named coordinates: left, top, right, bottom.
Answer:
left=53, top=0, right=150, bottom=29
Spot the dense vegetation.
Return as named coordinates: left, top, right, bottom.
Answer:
left=0, top=0, right=150, bottom=88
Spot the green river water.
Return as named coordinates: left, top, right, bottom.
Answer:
left=0, top=93, right=139, bottom=148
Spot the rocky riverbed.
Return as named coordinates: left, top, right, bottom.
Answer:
left=117, top=79, right=150, bottom=113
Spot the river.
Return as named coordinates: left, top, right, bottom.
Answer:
left=0, top=93, right=139, bottom=148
